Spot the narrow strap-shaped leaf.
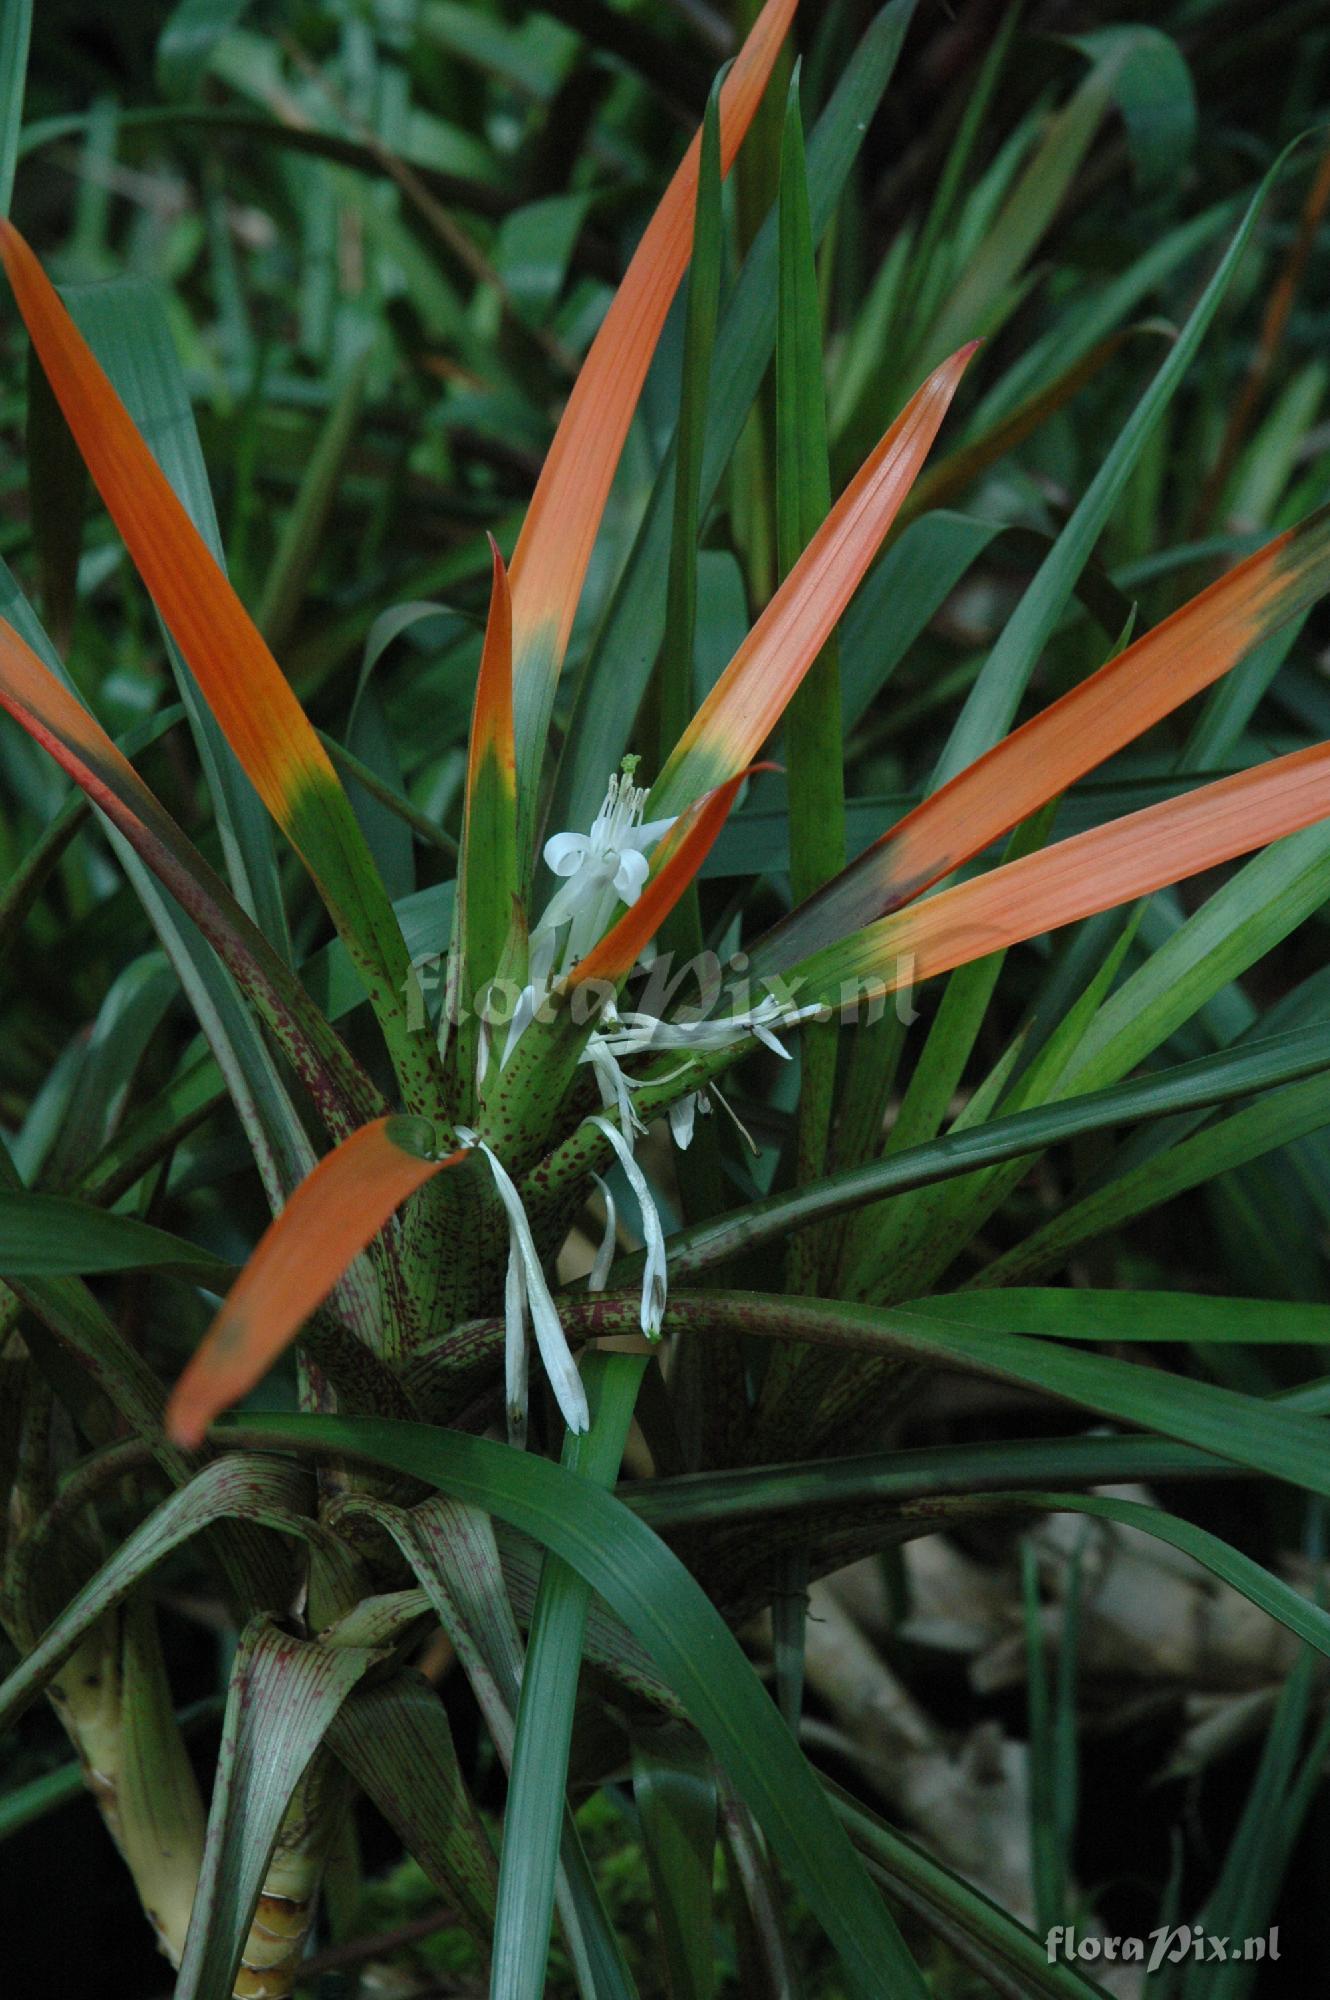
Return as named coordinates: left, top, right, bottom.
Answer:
left=777, top=70, right=843, bottom=1286
left=350, top=1493, right=639, bottom=1991
left=943, top=1491, right=1330, bottom=1667
left=0, top=221, right=439, bottom=1111
left=658, top=77, right=725, bottom=778
left=633, top=1724, right=719, bottom=2000
left=574, top=1290, right=1330, bottom=1504
left=758, top=501, right=1330, bottom=966
left=779, top=732, right=1330, bottom=1006
left=648, top=345, right=977, bottom=821
left=0, top=612, right=385, bottom=1139
left=508, top=0, right=798, bottom=829
left=456, top=538, right=518, bottom=1093
left=0, top=1189, right=234, bottom=1284
left=493, top=1353, right=646, bottom=1998
left=0, top=0, right=31, bottom=214
left=650, top=1020, right=1330, bottom=1282
left=166, top=1118, right=466, bottom=1446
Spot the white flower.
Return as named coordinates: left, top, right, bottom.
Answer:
left=598, top=994, right=823, bottom=1061
left=456, top=1126, right=588, bottom=1439
left=586, top=1113, right=667, bottom=1338
left=533, top=762, right=676, bottom=974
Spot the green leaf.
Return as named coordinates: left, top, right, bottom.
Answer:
left=619, top=1432, right=1226, bottom=1534
left=832, top=1775, right=1106, bottom=1999
left=493, top=1352, right=646, bottom=1998
left=176, top=1617, right=380, bottom=2000
left=949, top=1491, right=1330, bottom=1666
left=344, top=1491, right=639, bottom=1993
left=41, top=952, right=178, bottom=1189
left=157, top=0, right=255, bottom=98
left=643, top=1291, right=1330, bottom=1507
left=838, top=512, right=1001, bottom=736
left=0, top=0, right=30, bottom=215
left=661, top=1021, right=1330, bottom=1281
left=0, top=1456, right=317, bottom=1736
left=919, top=42, right=1126, bottom=373
left=977, top=1067, right=1330, bottom=1287
left=904, top=1289, right=1330, bottom=1343
left=659, top=75, right=724, bottom=776
left=220, top=1410, right=930, bottom=2000
left=633, top=1725, right=718, bottom=2000
left=0, top=1189, right=234, bottom=1284
left=777, top=67, right=844, bottom=1274
left=255, top=347, right=372, bottom=657
left=327, top=1671, right=497, bottom=1941
left=1068, top=26, right=1197, bottom=193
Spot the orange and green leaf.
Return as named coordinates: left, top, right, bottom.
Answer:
left=784, top=737, right=1330, bottom=1008
left=758, top=500, right=1330, bottom=969
left=0, top=221, right=439, bottom=1112
left=507, top=0, right=798, bottom=820
left=166, top=1117, right=465, bottom=1447
left=0, top=613, right=384, bottom=1138
left=459, top=538, right=519, bottom=1002
left=648, top=344, right=978, bottom=822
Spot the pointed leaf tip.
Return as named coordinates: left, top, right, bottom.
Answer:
left=165, top=1121, right=466, bottom=1446
left=650, top=342, right=977, bottom=819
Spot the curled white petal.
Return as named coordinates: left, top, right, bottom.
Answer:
left=587, top=1114, right=667, bottom=1339
left=544, top=831, right=591, bottom=877
left=582, top=1032, right=647, bottom=1140
left=612, top=846, right=650, bottom=904
left=457, top=1126, right=589, bottom=1435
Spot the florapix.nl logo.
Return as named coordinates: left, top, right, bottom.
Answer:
left=1046, top=1926, right=1280, bottom=1973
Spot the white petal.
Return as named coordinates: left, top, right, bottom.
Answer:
left=544, top=831, right=592, bottom=877
left=457, top=1128, right=589, bottom=1434
left=587, top=1114, right=667, bottom=1341
left=504, top=1243, right=529, bottom=1449
left=668, top=1093, right=698, bottom=1150
left=626, top=815, right=677, bottom=851
left=612, top=846, right=650, bottom=904
left=501, top=983, right=539, bottom=1068
left=588, top=1173, right=618, bottom=1291
left=753, top=1018, right=792, bottom=1058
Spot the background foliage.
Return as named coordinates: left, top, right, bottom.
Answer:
left=5, top=1, right=1330, bottom=1995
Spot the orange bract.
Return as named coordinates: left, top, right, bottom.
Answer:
left=507, top=0, right=799, bottom=805
left=789, top=736, right=1330, bottom=1003
left=649, top=344, right=979, bottom=820
left=760, top=500, right=1330, bottom=967
left=0, top=220, right=334, bottom=835
left=166, top=1120, right=466, bottom=1447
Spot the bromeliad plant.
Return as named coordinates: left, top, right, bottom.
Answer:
left=7, top=1, right=1330, bottom=1994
